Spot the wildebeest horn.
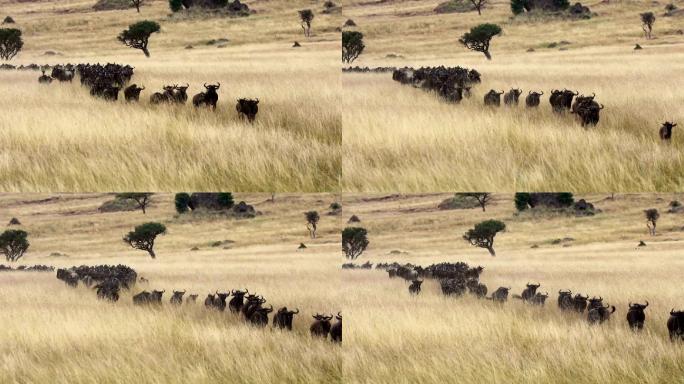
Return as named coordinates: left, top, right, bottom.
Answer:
left=216, top=82, right=220, bottom=89
left=672, top=309, right=676, bottom=315
left=140, top=86, right=145, bottom=90
left=644, top=301, right=649, bottom=307
left=599, top=104, right=604, bottom=109
left=673, top=123, right=677, bottom=127
left=184, top=83, right=189, bottom=88
left=529, top=91, right=532, bottom=95
left=573, top=90, right=579, bottom=95
left=539, top=91, right=543, bottom=95
left=292, top=308, right=299, bottom=314
left=629, top=302, right=632, bottom=307
left=204, top=83, right=208, bottom=88
left=591, top=92, right=595, bottom=98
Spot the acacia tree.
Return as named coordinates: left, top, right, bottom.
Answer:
left=470, top=0, right=487, bottom=15
left=123, top=222, right=166, bottom=258
left=459, top=23, right=502, bottom=60
left=299, top=9, right=314, bottom=37
left=342, top=227, right=369, bottom=260
left=131, top=0, right=143, bottom=12
left=116, top=193, right=153, bottom=214
left=0, top=28, right=23, bottom=60
left=640, top=12, right=655, bottom=39
left=644, top=208, right=659, bottom=236
left=0, top=229, right=29, bottom=262
left=463, top=219, right=505, bottom=256
left=117, top=20, right=160, bottom=57
left=305, top=211, right=320, bottom=239
left=460, top=193, right=492, bottom=212
left=342, top=31, right=365, bottom=63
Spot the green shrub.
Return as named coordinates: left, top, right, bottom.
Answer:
left=175, top=193, right=191, bottom=213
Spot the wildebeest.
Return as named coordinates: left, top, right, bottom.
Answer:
left=273, top=307, right=299, bottom=330
left=489, top=286, right=511, bottom=303
left=573, top=100, right=604, bottom=126
left=571, top=93, right=595, bottom=114
left=531, top=292, right=548, bottom=306
left=102, top=86, right=120, bottom=102
left=249, top=304, right=273, bottom=327
left=660, top=122, right=677, bottom=141
left=467, top=281, right=488, bottom=298
left=150, top=85, right=176, bottom=104
left=229, top=289, right=248, bottom=313
left=330, top=312, right=342, bottom=343
left=525, top=91, right=543, bottom=108
left=588, top=303, right=616, bottom=324
left=38, top=70, right=52, bottom=84
left=626, top=301, right=648, bottom=330
left=550, top=89, right=577, bottom=113
left=187, top=294, right=198, bottom=303
left=94, top=278, right=120, bottom=302
left=192, top=83, right=220, bottom=110
left=213, top=291, right=230, bottom=311
left=438, top=84, right=466, bottom=103
left=408, top=279, right=423, bottom=295
left=558, top=290, right=574, bottom=311
left=310, top=313, right=334, bottom=338
left=170, top=290, right=186, bottom=305
left=484, top=90, right=504, bottom=106
left=172, top=84, right=189, bottom=104
left=123, top=84, right=145, bottom=102
left=133, top=291, right=151, bottom=305
left=51, top=65, right=74, bottom=82
left=515, top=282, right=540, bottom=302
left=503, top=88, right=523, bottom=106
left=573, top=293, right=589, bottom=313
left=242, top=294, right=267, bottom=320
left=204, top=293, right=216, bottom=308
left=236, top=98, right=259, bottom=122
left=667, top=310, right=684, bottom=341
left=56, top=268, right=79, bottom=287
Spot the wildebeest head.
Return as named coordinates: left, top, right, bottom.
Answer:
left=150, top=289, right=165, bottom=302
left=629, top=301, right=649, bottom=311
left=236, top=98, right=260, bottom=122
left=588, top=296, right=604, bottom=309
left=204, top=82, right=220, bottom=92
left=484, top=90, right=504, bottom=106
left=504, top=88, right=523, bottom=105
left=660, top=121, right=677, bottom=140
left=187, top=294, right=198, bottom=303
left=231, top=289, right=248, bottom=299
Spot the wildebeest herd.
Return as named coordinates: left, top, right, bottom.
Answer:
left=344, top=261, right=684, bottom=341
left=12, top=62, right=262, bottom=123
left=56, top=264, right=341, bottom=343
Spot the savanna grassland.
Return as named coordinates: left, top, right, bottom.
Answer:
left=0, top=193, right=344, bottom=383
left=342, top=0, right=684, bottom=192
left=343, top=193, right=684, bottom=383
left=0, top=0, right=341, bottom=191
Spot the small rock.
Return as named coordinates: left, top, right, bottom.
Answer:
left=185, top=45, right=194, bottom=49
left=527, top=48, right=535, bottom=52
left=344, top=19, right=356, bottom=27
left=638, top=240, right=647, bottom=247
left=634, top=44, right=643, bottom=50
left=293, top=41, right=301, bottom=47
left=298, top=243, right=307, bottom=249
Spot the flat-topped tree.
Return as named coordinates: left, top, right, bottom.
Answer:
left=123, top=222, right=166, bottom=258
left=459, top=23, right=501, bottom=60
left=644, top=208, right=659, bottom=236
left=0, top=229, right=29, bottom=262
left=342, top=227, right=368, bottom=260
left=470, top=0, right=487, bottom=15
left=299, top=9, right=314, bottom=37
left=117, top=20, right=160, bottom=57
left=305, top=211, right=320, bottom=239
left=460, top=193, right=492, bottom=212
left=0, top=28, right=23, bottom=60
left=463, top=219, right=505, bottom=256
left=342, top=31, right=365, bottom=64
left=131, top=0, right=144, bottom=12
left=116, top=193, right=153, bottom=214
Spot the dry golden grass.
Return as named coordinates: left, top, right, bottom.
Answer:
left=0, top=0, right=341, bottom=191
left=342, top=193, right=684, bottom=383
left=342, top=0, right=684, bottom=191
left=0, top=193, right=344, bottom=383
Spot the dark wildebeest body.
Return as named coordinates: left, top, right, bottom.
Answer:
left=573, top=294, right=589, bottom=313
left=273, top=307, right=299, bottom=330
left=94, top=278, right=120, bottom=302
left=558, top=290, right=574, bottom=311
left=503, top=88, right=523, bottom=106
left=102, top=86, right=120, bottom=101
left=124, top=84, right=145, bottom=102
left=667, top=310, right=684, bottom=341
left=249, top=305, right=273, bottom=327
left=484, top=90, right=504, bottom=107
left=489, top=287, right=511, bottom=303
left=170, top=290, right=186, bottom=305
left=187, top=294, right=198, bottom=303
left=236, top=98, right=259, bottom=122
left=172, top=84, right=189, bottom=104
left=330, top=312, right=342, bottom=343
left=229, top=289, right=248, bottom=313
left=571, top=93, right=595, bottom=114
left=517, top=283, right=540, bottom=302
left=310, top=313, right=334, bottom=338
left=626, top=302, right=648, bottom=330
left=204, top=294, right=216, bottom=308
left=525, top=91, right=543, bottom=108
left=242, top=295, right=267, bottom=320
left=660, top=122, right=677, bottom=141
left=133, top=291, right=151, bottom=305
left=531, top=292, right=548, bottom=306
left=38, top=70, right=52, bottom=84
left=408, top=280, right=423, bottom=295
left=468, top=281, right=488, bottom=298
left=213, top=291, right=230, bottom=311
left=150, top=86, right=176, bottom=104
left=192, top=83, right=220, bottom=110
left=574, top=100, right=604, bottom=126
left=588, top=304, right=616, bottom=324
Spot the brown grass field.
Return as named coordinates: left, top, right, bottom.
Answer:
left=0, top=0, right=341, bottom=192
left=0, top=193, right=344, bottom=383
left=342, top=0, right=684, bottom=192
left=343, top=193, right=684, bottom=383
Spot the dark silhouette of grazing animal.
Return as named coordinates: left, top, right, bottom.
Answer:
left=408, top=279, right=423, bottom=295
left=626, top=301, right=648, bottom=330
left=549, top=89, right=564, bottom=112
left=388, top=268, right=397, bottom=278
left=273, top=307, right=299, bottom=330
left=38, top=70, right=52, bottom=84
left=574, top=101, right=604, bottom=127
left=236, top=98, right=259, bottom=122
left=467, top=281, right=488, bottom=298
left=150, top=85, right=175, bottom=104
left=102, top=86, right=120, bottom=101
left=531, top=292, right=548, bottom=306
left=133, top=290, right=163, bottom=305
left=558, top=290, right=574, bottom=311
left=484, top=90, right=504, bottom=106
left=573, top=293, right=589, bottom=313
left=489, top=287, right=511, bottom=303
left=660, top=122, right=677, bottom=141
left=503, top=88, right=522, bottom=106
left=330, top=312, right=342, bottom=343
left=249, top=305, right=273, bottom=327
left=213, top=291, right=230, bottom=311
left=310, top=313, right=334, bottom=338
left=571, top=93, right=595, bottom=114
left=229, top=289, right=248, bottom=313
left=124, top=84, right=145, bottom=102
left=588, top=303, right=616, bottom=324
left=172, top=84, right=189, bottom=104
left=170, top=290, right=186, bottom=305
left=149, top=289, right=165, bottom=304
left=667, top=310, right=684, bottom=341
left=514, top=282, right=540, bottom=302
left=192, top=83, right=220, bottom=110
left=438, top=84, right=465, bottom=103
left=525, top=91, right=543, bottom=108
left=94, top=278, right=120, bottom=302
left=187, top=294, right=198, bottom=303
left=204, top=293, right=216, bottom=308
left=560, top=89, right=578, bottom=111
left=242, top=295, right=267, bottom=320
